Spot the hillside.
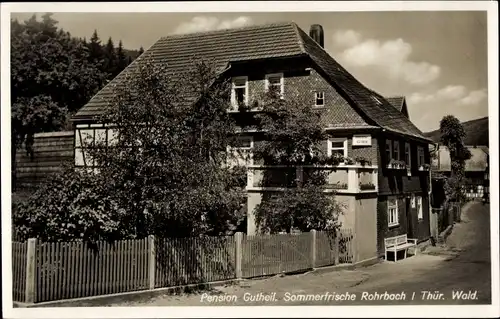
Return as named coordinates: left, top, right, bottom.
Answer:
left=424, top=117, right=489, bottom=146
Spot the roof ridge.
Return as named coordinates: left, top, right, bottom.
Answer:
left=160, top=21, right=297, bottom=41
left=290, top=22, right=306, bottom=54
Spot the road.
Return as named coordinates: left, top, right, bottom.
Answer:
left=58, top=202, right=492, bottom=307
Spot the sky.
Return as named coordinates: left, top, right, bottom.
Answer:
left=11, top=11, right=489, bottom=132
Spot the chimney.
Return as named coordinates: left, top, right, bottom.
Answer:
left=309, top=24, right=324, bottom=48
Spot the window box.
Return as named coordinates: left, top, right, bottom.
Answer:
left=387, top=159, right=406, bottom=170
left=418, top=164, right=430, bottom=171
left=326, top=182, right=348, bottom=190
left=354, top=156, right=372, bottom=167
left=359, top=182, right=376, bottom=190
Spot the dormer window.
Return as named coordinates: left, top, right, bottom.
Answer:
left=265, top=73, right=284, bottom=97
left=231, top=76, right=248, bottom=110
left=315, top=92, right=325, bottom=107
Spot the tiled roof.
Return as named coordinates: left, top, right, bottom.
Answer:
left=73, top=22, right=429, bottom=141
left=386, top=96, right=405, bottom=112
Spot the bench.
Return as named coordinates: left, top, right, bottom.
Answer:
left=384, top=234, right=417, bottom=262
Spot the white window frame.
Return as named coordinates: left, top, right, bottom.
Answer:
left=417, top=196, right=423, bottom=220
left=75, top=123, right=117, bottom=168
left=231, top=76, right=248, bottom=110
left=327, top=138, right=348, bottom=164
left=227, top=135, right=254, bottom=166
left=385, top=139, right=392, bottom=161
left=388, top=197, right=399, bottom=227
left=265, top=73, right=284, bottom=97
left=417, top=146, right=425, bottom=167
left=393, top=141, right=400, bottom=160
left=405, top=142, right=411, bottom=167
left=314, top=91, right=325, bottom=107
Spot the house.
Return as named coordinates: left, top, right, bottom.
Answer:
left=431, top=145, right=489, bottom=201
left=71, top=22, right=434, bottom=261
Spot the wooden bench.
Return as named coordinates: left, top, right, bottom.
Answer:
left=384, top=234, right=418, bottom=262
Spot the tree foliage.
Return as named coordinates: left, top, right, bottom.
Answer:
left=13, top=56, right=247, bottom=241
left=11, top=13, right=141, bottom=190
left=439, top=115, right=472, bottom=202
left=253, top=89, right=344, bottom=234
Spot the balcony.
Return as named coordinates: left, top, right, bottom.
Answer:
left=246, top=164, right=378, bottom=194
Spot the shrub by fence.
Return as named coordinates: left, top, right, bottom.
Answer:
left=435, top=201, right=462, bottom=233
left=12, top=229, right=355, bottom=304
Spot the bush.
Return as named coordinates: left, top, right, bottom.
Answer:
left=12, top=166, right=128, bottom=243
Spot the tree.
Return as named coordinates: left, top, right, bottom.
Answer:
left=252, top=88, right=344, bottom=234
left=13, top=56, right=247, bottom=241
left=10, top=14, right=107, bottom=190
left=88, top=30, right=104, bottom=66
left=116, top=40, right=127, bottom=74
left=439, top=115, right=472, bottom=202
left=103, top=37, right=117, bottom=77
left=138, top=46, right=144, bottom=56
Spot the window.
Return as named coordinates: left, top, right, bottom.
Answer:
left=327, top=138, right=348, bottom=161
left=315, top=92, right=325, bottom=107
left=227, top=136, right=253, bottom=167
left=393, top=141, right=400, bottom=160
left=265, top=73, right=284, bottom=97
left=417, top=196, right=423, bottom=220
left=231, top=76, right=248, bottom=110
left=385, top=139, right=392, bottom=161
left=388, top=198, right=399, bottom=227
left=417, top=146, right=425, bottom=167
left=75, top=124, right=114, bottom=168
left=405, top=142, right=411, bottom=167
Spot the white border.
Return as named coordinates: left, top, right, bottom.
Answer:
left=1, top=2, right=499, bottom=318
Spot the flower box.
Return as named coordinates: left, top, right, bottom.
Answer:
left=359, top=182, right=376, bottom=191
left=419, top=164, right=430, bottom=171
left=387, top=160, right=406, bottom=170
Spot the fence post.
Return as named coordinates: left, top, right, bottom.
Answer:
left=25, top=238, right=37, bottom=303
left=234, top=232, right=243, bottom=279
left=148, top=235, right=155, bottom=290
left=334, top=233, right=340, bottom=265
left=310, top=230, right=316, bottom=268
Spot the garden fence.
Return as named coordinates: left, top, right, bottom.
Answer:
left=11, top=229, right=355, bottom=304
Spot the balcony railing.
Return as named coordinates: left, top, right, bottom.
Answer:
left=246, top=164, right=378, bottom=194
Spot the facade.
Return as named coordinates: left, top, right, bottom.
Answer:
left=72, top=22, right=433, bottom=261
left=432, top=145, right=490, bottom=201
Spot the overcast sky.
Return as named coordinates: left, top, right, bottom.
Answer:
left=11, top=11, right=488, bottom=132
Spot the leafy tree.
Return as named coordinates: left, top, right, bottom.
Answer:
left=138, top=46, right=144, bottom=55
left=14, top=56, right=247, bottom=241
left=253, top=88, right=344, bottom=234
left=439, top=115, right=472, bottom=202
left=10, top=14, right=107, bottom=190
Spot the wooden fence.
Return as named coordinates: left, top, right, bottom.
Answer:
left=12, top=242, right=27, bottom=303
left=12, top=229, right=355, bottom=304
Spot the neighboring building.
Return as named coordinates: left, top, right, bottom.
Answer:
left=432, top=145, right=490, bottom=201
left=71, top=22, right=433, bottom=261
